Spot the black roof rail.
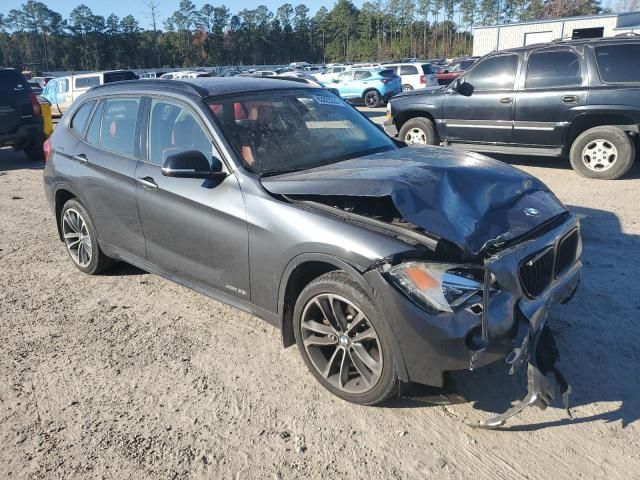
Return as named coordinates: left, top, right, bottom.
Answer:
left=89, top=79, right=209, bottom=96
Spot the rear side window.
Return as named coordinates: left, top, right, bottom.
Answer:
left=75, top=76, right=100, bottom=89
left=99, top=98, right=140, bottom=156
left=421, top=64, right=435, bottom=75
left=595, top=44, right=640, bottom=83
left=464, top=55, right=518, bottom=91
left=70, top=101, right=96, bottom=136
left=353, top=71, right=371, bottom=80
left=526, top=51, right=581, bottom=88
left=399, top=65, right=418, bottom=75
left=0, top=70, right=26, bottom=91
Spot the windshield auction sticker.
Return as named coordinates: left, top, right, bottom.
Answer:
left=312, top=95, right=345, bottom=106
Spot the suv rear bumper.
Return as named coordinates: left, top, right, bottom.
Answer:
left=0, top=121, right=44, bottom=149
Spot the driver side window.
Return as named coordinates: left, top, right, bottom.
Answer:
left=463, top=54, right=518, bottom=91
left=148, top=99, right=212, bottom=166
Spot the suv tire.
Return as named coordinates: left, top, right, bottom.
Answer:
left=363, top=89, right=382, bottom=108
left=293, top=271, right=398, bottom=405
left=60, top=199, right=114, bottom=275
left=399, top=117, right=439, bottom=146
left=24, top=133, right=45, bottom=162
left=402, top=84, right=414, bottom=92
left=569, top=126, right=635, bottom=180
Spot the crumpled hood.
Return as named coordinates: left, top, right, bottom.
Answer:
left=261, top=147, right=568, bottom=256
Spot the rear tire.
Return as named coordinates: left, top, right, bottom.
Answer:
left=363, top=90, right=382, bottom=108
left=402, top=84, right=414, bottom=92
left=569, top=126, right=635, bottom=180
left=398, top=117, right=439, bottom=146
left=24, top=133, right=45, bottom=162
left=293, top=272, right=398, bottom=405
left=60, top=199, right=114, bottom=275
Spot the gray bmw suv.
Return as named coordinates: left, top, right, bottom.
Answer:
left=43, top=78, right=582, bottom=428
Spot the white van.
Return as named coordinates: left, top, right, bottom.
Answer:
left=314, top=65, right=350, bottom=84
left=42, top=70, right=137, bottom=115
left=384, top=63, right=438, bottom=91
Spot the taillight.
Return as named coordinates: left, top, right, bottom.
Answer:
left=43, top=138, right=51, bottom=162
left=30, top=93, right=42, bottom=116
left=382, top=79, right=390, bottom=84
left=419, top=75, right=425, bottom=84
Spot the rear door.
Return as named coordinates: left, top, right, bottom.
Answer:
left=0, top=70, right=31, bottom=135
left=514, top=48, right=587, bottom=146
left=443, top=53, right=519, bottom=144
left=69, top=97, right=147, bottom=258
left=135, top=97, right=250, bottom=298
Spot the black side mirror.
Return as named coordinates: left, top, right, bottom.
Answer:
left=457, top=81, right=474, bottom=97
left=161, top=149, right=226, bottom=179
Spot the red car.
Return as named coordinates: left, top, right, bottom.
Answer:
left=436, top=57, right=479, bottom=85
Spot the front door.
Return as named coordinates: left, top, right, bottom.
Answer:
left=443, top=53, right=520, bottom=144
left=514, top=48, right=588, bottom=146
left=135, top=97, right=250, bottom=299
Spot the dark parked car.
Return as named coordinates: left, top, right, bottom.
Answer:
left=0, top=68, right=45, bottom=162
left=43, top=78, right=582, bottom=428
left=385, top=37, right=640, bottom=180
left=436, top=57, right=479, bottom=85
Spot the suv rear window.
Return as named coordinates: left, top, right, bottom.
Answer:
left=0, top=70, right=26, bottom=92
left=378, top=69, right=396, bottom=78
left=595, top=44, right=640, bottom=83
left=103, top=71, right=137, bottom=83
left=421, top=64, right=435, bottom=75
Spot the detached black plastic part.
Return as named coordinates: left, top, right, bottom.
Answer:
left=470, top=325, right=573, bottom=430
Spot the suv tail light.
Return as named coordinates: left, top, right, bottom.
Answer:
left=30, top=92, right=42, bottom=117
left=381, top=79, right=390, bottom=84
left=419, top=75, right=426, bottom=84
left=43, top=138, right=51, bottom=162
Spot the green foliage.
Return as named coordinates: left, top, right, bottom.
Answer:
left=0, top=0, right=609, bottom=71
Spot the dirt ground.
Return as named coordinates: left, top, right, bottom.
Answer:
left=1, top=125, right=640, bottom=479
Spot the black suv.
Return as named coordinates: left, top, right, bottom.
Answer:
left=385, top=37, right=640, bottom=180
left=0, top=68, right=45, bottom=162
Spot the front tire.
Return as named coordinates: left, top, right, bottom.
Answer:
left=398, top=117, right=439, bottom=146
left=363, top=90, right=382, bottom=108
left=569, top=126, right=635, bottom=180
left=60, top=199, right=113, bottom=274
left=293, top=272, right=398, bottom=405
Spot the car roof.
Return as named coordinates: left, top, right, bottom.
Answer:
left=493, top=35, right=640, bottom=55
left=89, top=77, right=315, bottom=98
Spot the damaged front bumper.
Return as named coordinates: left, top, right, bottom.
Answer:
left=364, top=213, right=582, bottom=429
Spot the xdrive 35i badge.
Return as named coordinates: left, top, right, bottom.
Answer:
left=523, top=208, right=540, bottom=216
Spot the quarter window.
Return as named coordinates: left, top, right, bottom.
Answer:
left=70, top=101, right=96, bottom=136
left=99, top=98, right=140, bottom=156
left=400, top=65, right=418, bottom=75
left=526, top=51, right=581, bottom=88
left=464, top=55, right=518, bottom=91
left=595, top=44, right=640, bottom=83
left=148, top=100, right=212, bottom=166
left=85, top=101, right=104, bottom=146
left=75, top=76, right=100, bottom=89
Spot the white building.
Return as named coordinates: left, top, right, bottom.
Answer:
left=473, top=11, right=640, bottom=57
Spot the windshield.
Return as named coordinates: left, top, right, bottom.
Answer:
left=207, top=89, right=396, bottom=175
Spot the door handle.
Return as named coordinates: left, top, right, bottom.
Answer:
left=72, top=153, right=87, bottom=164
left=561, top=95, right=579, bottom=104
left=499, top=97, right=513, bottom=104
left=137, top=176, right=158, bottom=190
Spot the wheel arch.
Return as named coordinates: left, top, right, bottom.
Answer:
left=54, top=187, right=78, bottom=241
left=394, top=110, right=437, bottom=131
left=278, top=254, right=369, bottom=348
left=564, top=113, right=638, bottom=154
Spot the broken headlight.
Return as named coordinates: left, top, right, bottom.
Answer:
left=388, top=262, right=488, bottom=314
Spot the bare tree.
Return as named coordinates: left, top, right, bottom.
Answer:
left=143, top=0, right=161, bottom=67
